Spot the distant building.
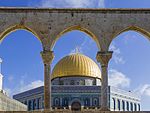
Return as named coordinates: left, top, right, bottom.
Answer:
left=0, top=58, right=27, bottom=111
left=13, top=54, right=140, bottom=111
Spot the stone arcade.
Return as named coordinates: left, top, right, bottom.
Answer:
left=0, top=8, right=150, bottom=112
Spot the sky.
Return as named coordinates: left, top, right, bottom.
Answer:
left=0, top=0, right=150, bottom=110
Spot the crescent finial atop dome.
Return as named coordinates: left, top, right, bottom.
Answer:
left=70, top=46, right=82, bottom=55
left=75, top=46, right=80, bottom=54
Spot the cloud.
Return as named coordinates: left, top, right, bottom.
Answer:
left=109, top=43, right=125, bottom=64
left=69, top=36, right=97, bottom=54
left=108, top=69, right=130, bottom=88
left=134, top=84, right=150, bottom=97
left=4, top=80, right=44, bottom=97
left=69, top=37, right=88, bottom=54
left=133, top=84, right=150, bottom=110
left=123, top=33, right=137, bottom=45
left=40, top=0, right=105, bottom=8
left=70, top=46, right=83, bottom=54
left=97, top=0, right=105, bottom=8
left=19, top=80, right=44, bottom=93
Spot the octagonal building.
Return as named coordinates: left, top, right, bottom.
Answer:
left=13, top=53, right=140, bottom=111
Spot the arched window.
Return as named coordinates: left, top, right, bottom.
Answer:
left=130, top=102, right=133, bottom=111
left=134, top=103, right=137, bottom=111
left=112, top=98, right=115, bottom=110
left=70, top=80, right=75, bottom=85
left=117, top=99, right=120, bottom=111
left=33, top=99, right=36, bottom=110
left=77, top=82, right=79, bottom=85
left=126, top=101, right=129, bottom=111
left=28, top=100, right=32, bottom=111
left=138, top=104, right=140, bottom=111
left=93, top=98, right=98, bottom=106
left=37, top=98, right=40, bottom=109
left=84, top=98, right=89, bottom=106
left=122, top=100, right=125, bottom=111
left=55, top=98, right=59, bottom=106
left=94, top=99, right=97, bottom=105
left=93, top=79, right=96, bottom=85
left=80, top=80, right=85, bottom=85
left=63, top=98, right=68, bottom=106
left=60, top=80, right=64, bottom=85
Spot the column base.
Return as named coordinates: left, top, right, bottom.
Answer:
left=69, top=106, right=71, bottom=110
left=81, top=106, right=84, bottom=110
left=100, top=107, right=110, bottom=111
left=44, top=108, right=52, bottom=112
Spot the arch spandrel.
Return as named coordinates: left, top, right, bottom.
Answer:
left=49, top=25, right=101, bottom=50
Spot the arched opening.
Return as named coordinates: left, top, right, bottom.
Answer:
left=71, top=101, right=81, bottom=111
left=63, top=98, right=69, bottom=107
left=122, top=100, right=125, bottom=111
left=84, top=98, right=90, bottom=106
left=32, top=99, right=36, bottom=110
left=130, top=102, right=133, bottom=111
left=52, top=29, right=100, bottom=78
left=112, top=98, right=115, bottom=110
left=0, top=29, right=43, bottom=111
left=117, top=99, right=120, bottom=111
left=134, top=103, right=137, bottom=111
left=37, top=98, right=40, bottom=109
left=138, top=104, right=140, bottom=111
left=54, top=98, right=60, bottom=107
left=0, top=25, right=40, bottom=43
left=93, top=98, right=98, bottom=106
left=126, top=101, right=129, bottom=111
left=109, top=29, right=150, bottom=111
left=111, top=26, right=150, bottom=42
left=51, top=26, right=101, bottom=50
left=51, top=29, right=101, bottom=110
left=28, top=100, right=32, bottom=111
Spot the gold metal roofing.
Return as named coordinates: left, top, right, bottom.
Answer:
left=52, top=53, right=101, bottom=79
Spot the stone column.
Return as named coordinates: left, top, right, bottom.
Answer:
left=96, top=51, right=113, bottom=111
left=41, top=51, right=54, bottom=110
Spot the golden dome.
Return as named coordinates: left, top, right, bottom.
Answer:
left=52, top=53, right=101, bottom=79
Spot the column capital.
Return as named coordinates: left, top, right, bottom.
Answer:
left=96, top=51, right=113, bottom=67
left=41, top=51, right=54, bottom=64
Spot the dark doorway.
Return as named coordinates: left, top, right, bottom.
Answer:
left=71, top=101, right=81, bottom=111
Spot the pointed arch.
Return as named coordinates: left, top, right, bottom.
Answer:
left=109, top=26, right=150, bottom=49
left=50, top=25, right=101, bottom=50
left=0, top=24, right=41, bottom=43
left=114, top=26, right=150, bottom=39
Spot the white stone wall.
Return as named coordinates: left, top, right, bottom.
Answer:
left=110, top=86, right=140, bottom=111
left=0, top=92, right=27, bottom=111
